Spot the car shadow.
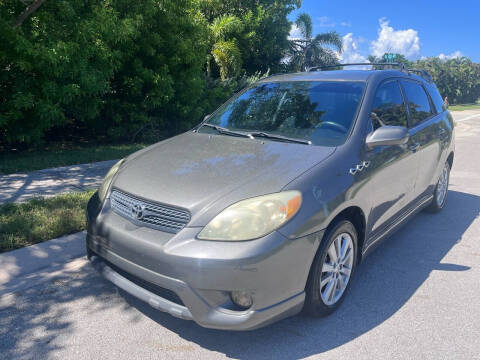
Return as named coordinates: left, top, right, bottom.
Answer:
left=119, top=189, right=478, bottom=359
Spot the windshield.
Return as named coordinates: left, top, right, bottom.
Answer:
left=200, top=81, right=365, bottom=146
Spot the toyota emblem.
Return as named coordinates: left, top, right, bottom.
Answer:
left=131, top=203, right=145, bottom=220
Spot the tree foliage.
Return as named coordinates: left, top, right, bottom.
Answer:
left=416, top=57, right=480, bottom=104
left=2, top=0, right=479, bottom=150
left=287, top=13, right=342, bottom=71
left=367, top=53, right=413, bottom=68
left=0, top=0, right=131, bottom=145
left=200, top=0, right=300, bottom=75
left=368, top=53, right=480, bottom=104
left=0, top=0, right=299, bottom=147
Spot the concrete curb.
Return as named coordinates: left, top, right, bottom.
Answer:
left=0, top=231, right=86, bottom=295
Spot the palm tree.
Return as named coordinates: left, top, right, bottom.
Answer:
left=288, top=13, right=343, bottom=72
left=209, top=15, right=244, bottom=80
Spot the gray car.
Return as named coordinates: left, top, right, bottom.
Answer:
left=86, top=65, right=454, bottom=330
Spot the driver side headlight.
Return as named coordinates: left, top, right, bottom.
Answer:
left=197, top=191, right=302, bottom=241
left=98, top=159, right=124, bottom=203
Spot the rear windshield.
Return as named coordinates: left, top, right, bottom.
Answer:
left=201, top=81, right=365, bottom=146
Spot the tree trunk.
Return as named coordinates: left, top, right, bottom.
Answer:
left=16, top=0, right=46, bottom=27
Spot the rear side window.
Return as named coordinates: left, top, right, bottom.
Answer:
left=427, top=84, right=446, bottom=113
left=371, top=80, right=408, bottom=130
left=401, top=80, right=433, bottom=127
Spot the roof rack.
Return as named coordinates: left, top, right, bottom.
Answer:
left=407, top=69, right=433, bottom=82
left=308, top=62, right=433, bottom=82
left=308, top=62, right=408, bottom=72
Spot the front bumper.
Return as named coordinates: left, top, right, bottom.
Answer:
left=86, top=193, right=323, bottom=330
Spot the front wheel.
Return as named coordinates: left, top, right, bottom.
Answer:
left=303, top=220, right=358, bottom=317
left=425, top=161, right=450, bottom=213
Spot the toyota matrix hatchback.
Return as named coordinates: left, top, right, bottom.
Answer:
left=86, top=66, right=454, bottom=330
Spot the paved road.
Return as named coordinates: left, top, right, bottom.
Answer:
left=1, top=111, right=480, bottom=359
left=0, top=160, right=117, bottom=204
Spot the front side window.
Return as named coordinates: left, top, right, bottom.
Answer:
left=371, top=80, right=408, bottom=130
left=401, top=80, right=433, bottom=127
left=200, top=81, right=366, bottom=146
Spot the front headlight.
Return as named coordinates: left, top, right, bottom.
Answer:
left=98, top=159, right=124, bottom=203
left=197, top=191, right=302, bottom=241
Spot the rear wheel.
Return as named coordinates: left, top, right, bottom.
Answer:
left=303, top=220, right=358, bottom=317
left=425, top=161, right=450, bottom=213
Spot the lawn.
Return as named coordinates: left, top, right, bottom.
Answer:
left=0, top=143, right=148, bottom=174
left=449, top=102, right=480, bottom=111
left=0, top=190, right=95, bottom=253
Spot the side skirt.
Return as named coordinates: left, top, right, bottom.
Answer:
left=362, top=194, right=433, bottom=257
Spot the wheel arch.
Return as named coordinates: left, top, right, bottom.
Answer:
left=447, top=151, right=454, bottom=169
left=323, top=205, right=367, bottom=264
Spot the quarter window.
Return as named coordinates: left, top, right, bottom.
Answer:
left=426, top=85, right=446, bottom=114
left=371, top=81, right=408, bottom=130
left=401, top=80, right=433, bottom=127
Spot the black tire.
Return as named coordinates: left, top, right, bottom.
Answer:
left=425, top=161, right=450, bottom=213
left=303, top=220, right=358, bottom=317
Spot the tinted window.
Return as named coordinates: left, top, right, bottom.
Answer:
left=427, top=84, right=446, bottom=113
left=371, top=80, right=407, bottom=130
left=401, top=80, right=433, bottom=127
left=201, top=81, right=365, bottom=146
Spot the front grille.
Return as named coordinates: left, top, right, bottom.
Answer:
left=99, top=255, right=184, bottom=306
left=110, top=189, right=190, bottom=233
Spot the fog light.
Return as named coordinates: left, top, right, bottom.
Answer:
left=231, top=290, right=253, bottom=309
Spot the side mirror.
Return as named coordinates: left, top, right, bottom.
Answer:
left=366, top=125, right=409, bottom=150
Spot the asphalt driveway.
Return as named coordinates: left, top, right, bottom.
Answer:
left=0, top=111, right=479, bottom=360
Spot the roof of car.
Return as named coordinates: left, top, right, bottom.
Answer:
left=259, top=69, right=424, bottom=83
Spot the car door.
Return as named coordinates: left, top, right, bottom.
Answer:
left=363, top=79, right=419, bottom=240
left=400, top=79, right=442, bottom=201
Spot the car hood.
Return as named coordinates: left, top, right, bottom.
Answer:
left=112, top=132, right=335, bottom=225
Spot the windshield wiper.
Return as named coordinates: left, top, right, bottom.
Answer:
left=201, top=123, right=253, bottom=138
left=249, top=131, right=312, bottom=145
left=201, top=124, right=311, bottom=145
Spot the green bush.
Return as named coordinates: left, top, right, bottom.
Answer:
left=416, top=57, right=480, bottom=104
left=370, top=54, right=480, bottom=105
left=0, top=0, right=298, bottom=147
left=0, top=0, right=131, bottom=145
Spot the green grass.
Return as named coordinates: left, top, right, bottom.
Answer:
left=0, top=190, right=95, bottom=253
left=0, top=143, right=148, bottom=174
left=449, top=101, right=480, bottom=111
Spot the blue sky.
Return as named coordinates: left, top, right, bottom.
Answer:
left=289, top=0, right=480, bottom=62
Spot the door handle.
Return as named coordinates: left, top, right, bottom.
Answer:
left=409, top=143, right=420, bottom=152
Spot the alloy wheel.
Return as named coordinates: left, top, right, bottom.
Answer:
left=320, top=232, right=354, bottom=306
left=436, top=164, right=449, bottom=207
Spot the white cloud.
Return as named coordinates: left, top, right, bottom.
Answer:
left=341, top=33, right=367, bottom=63
left=316, top=16, right=336, bottom=27
left=336, top=33, right=370, bottom=69
left=315, top=17, right=351, bottom=28
left=288, top=24, right=302, bottom=40
left=438, top=50, right=463, bottom=60
left=370, top=18, right=420, bottom=58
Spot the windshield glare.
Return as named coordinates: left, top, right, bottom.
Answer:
left=201, top=81, right=365, bottom=146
